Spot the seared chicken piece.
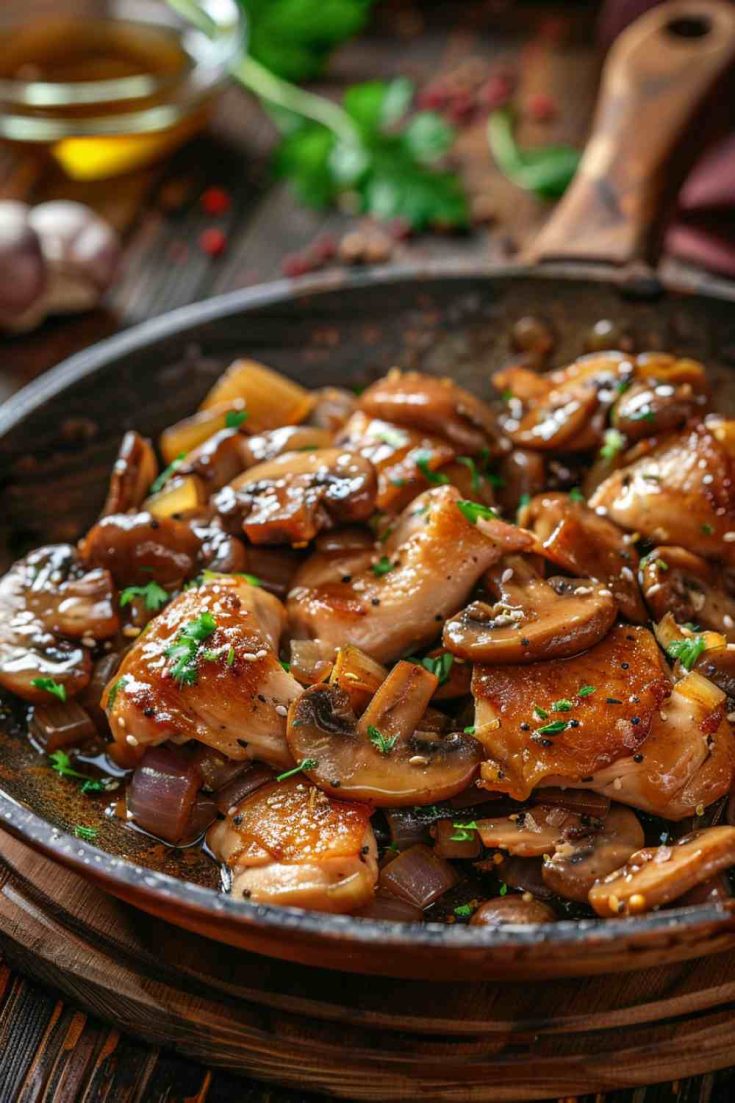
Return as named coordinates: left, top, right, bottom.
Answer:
left=589, top=419, right=735, bottom=565
left=475, top=626, right=671, bottom=800
left=0, top=545, right=117, bottom=703
left=570, top=671, right=735, bottom=820
left=214, top=448, right=377, bottom=545
left=80, top=511, right=201, bottom=588
left=104, top=576, right=300, bottom=768
left=207, top=777, right=377, bottom=913
left=288, top=485, right=533, bottom=664
left=359, top=370, right=499, bottom=453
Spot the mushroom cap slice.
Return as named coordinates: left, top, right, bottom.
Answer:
left=207, top=777, right=377, bottom=914
left=79, top=511, right=201, bottom=588
left=525, top=491, right=646, bottom=623
left=588, top=825, right=735, bottom=917
left=612, top=368, right=709, bottom=442
left=359, top=370, right=499, bottom=453
left=476, top=804, right=601, bottom=858
left=443, top=555, right=617, bottom=663
left=101, top=431, right=158, bottom=516
left=287, top=665, right=482, bottom=806
left=214, top=448, right=377, bottom=545
left=470, top=895, right=557, bottom=926
left=542, top=804, right=645, bottom=903
left=474, top=625, right=671, bottom=801
left=641, top=546, right=735, bottom=641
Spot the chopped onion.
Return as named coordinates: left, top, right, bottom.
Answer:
left=354, top=890, right=424, bottom=923
left=30, top=699, right=97, bottom=752
left=289, top=639, right=332, bottom=686
left=433, top=818, right=481, bottom=860
left=183, top=793, right=218, bottom=842
left=190, top=745, right=246, bottom=791
left=144, top=475, right=206, bottom=520
left=379, top=843, right=458, bottom=908
left=127, top=745, right=202, bottom=844
left=199, top=358, right=313, bottom=429
left=214, top=761, right=275, bottom=814
left=385, top=807, right=442, bottom=851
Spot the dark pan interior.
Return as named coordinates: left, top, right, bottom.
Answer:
left=1, top=263, right=735, bottom=954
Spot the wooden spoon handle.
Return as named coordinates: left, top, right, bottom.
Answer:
left=529, top=0, right=735, bottom=267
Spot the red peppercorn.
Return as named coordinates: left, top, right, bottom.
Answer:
left=309, top=233, right=337, bottom=264
left=281, top=252, right=311, bottom=278
left=477, top=73, right=515, bottom=111
left=446, top=88, right=475, bottom=125
left=417, top=81, right=451, bottom=111
left=526, top=92, right=557, bottom=122
left=199, top=228, right=227, bottom=257
left=200, top=186, right=231, bottom=215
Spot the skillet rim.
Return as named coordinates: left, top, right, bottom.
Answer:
left=2, top=258, right=735, bottom=958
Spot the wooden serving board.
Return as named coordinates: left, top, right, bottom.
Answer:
left=3, top=832, right=735, bottom=1101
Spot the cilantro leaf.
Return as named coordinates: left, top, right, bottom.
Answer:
left=165, top=612, right=217, bottom=685
left=410, top=652, right=454, bottom=686
left=150, top=452, right=185, bottom=495
left=244, top=0, right=376, bottom=81
left=414, top=450, right=449, bottom=485
left=667, top=635, right=707, bottom=671
left=276, top=757, right=318, bottom=781
left=372, top=556, right=395, bottom=577
left=456, top=499, right=498, bottom=525
left=488, top=108, right=580, bottom=200
left=120, top=580, right=169, bottom=612
left=225, top=409, right=249, bottom=429
left=31, top=677, right=66, bottom=702
left=367, top=725, right=398, bottom=755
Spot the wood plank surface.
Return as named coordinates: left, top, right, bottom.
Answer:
left=1, top=2, right=733, bottom=1100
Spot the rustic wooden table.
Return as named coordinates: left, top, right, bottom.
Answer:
left=1, top=3, right=734, bottom=1100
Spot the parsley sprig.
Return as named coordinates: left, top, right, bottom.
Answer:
left=49, top=750, right=116, bottom=794
left=367, top=725, right=398, bottom=755
left=456, top=499, right=498, bottom=525
left=165, top=612, right=217, bottom=685
left=120, top=580, right=169, bottom=612
left=667, top=635, right=707, bottom=671
left=276, top=757, right=318, bottom=781
left=409, top=652, right=454, bottom=686
left=31, top=677, right=67, bottom=702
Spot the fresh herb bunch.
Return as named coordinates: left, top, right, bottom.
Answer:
left=170, top=1, right=468, bottom=230
left=487, top=108, right=580, bottom=200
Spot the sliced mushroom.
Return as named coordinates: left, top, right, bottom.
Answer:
left=695, top=644, right=735, bottom=699
left=496, top=449, right=546, bottom=515
left=493, top=352, right=634, bottom=452
left=612, top=374, right=708, bottom=442
left=105, top=575, right=301, bottom=769
left=476, top=804, right=600, bottom=858
left=525, top=492, right=646, bottom=623
left=588, top=826, right=735, bottom=917
left=589, top=418, right=735, bottom=565
left=359, top=370, right=499, bottom=453
left=80, top=511, right=201, bottom=588
left=207, top=776, right=377, bottom=914
left=287, top=662, right=481, bottom=805
left=0, top=546, right=113, bottom=702
left=288, top=485, right=533, bottom=664
left=328, top=645, right=387, bottom=713
left=469, top=895, right=556, bottom=926
left=443, top=555, right=617, bottom=663
left=641, top=547, right=735, bottom=641
left=101, top=431, right=158, bottom=516
left=474, top=625, right=671, bottom=801
left=214, top=448, right=377, bottom=545
left=572, top=670, right=735, bottom=821
left=542, top=804, right=644, bottom=903
left=238, top=424, right=333, bottom=468
left=177, top=429, right=248, bottom=493
left=307, top=386, right=357, bottom=432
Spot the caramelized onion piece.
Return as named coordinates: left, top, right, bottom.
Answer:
left=328, top=645, right=387, bottom=712
left=30, top=699, right=97, bottom=752
left=354, top=891, right=424, bottom=922
left=470, top=895, right=556, bottom=926
left=589, top=826, right=735, bottom=917
left=200, top=358, right=313, bottom=428
left=287, top=664, right=481, bottom=806
left=160, top=402, right=247, bottom=465
left=127, top=745, right=202, bottom=845
left=444, top=555, right=617, bottom=663
left=379, top=843, right=458, bottom=908
left=102, top=431, right=158, bottom=516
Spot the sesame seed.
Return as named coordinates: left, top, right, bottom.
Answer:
left=724, top=532, right=735, bottom=543
left=275, top=704, right=288, bottom=717
left=501, top=567, right=514, bottom=584
left=408, top=755, right=429, bottom=766
left=126, top=734, right=139, bottom=746
left=628, top=893, right=646, bottom=911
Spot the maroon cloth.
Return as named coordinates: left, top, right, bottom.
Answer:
left=599, top=0, right=735, bottom=276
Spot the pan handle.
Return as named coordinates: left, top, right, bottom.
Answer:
left=528, top=0, right=735, bottom=268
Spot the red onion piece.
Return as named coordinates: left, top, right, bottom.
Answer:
left=379, top=843, right=458, bottom=909
left=354, top=890, right=425, bottom=923
left=30, top=700, right=97, bottom=753
left=127, top=745, right=202, bottom=844
left=534, top=787, right=611, bottom=818
left=190, top=745, right=246, bottom=792
left=215, top=762, right=275, bottom=814
left=183, top=793, right=218, bottom=842
left=385, top=808, right=433, bottom=851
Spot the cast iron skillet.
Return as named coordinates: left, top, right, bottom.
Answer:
left=1, top=1, right=735, bottom=981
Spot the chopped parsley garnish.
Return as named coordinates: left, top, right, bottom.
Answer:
left=667, top=635, right=707, bottom=671
left=463, top=725, right=476, bottom=735
left=225, top=409, right=249, bottom=429
left=500, top=388, right=514, bottom=402
left=372, top=556, right=395, bottom=577
left=517, top=492, right=531, bottom=513
left=376, top=426, right=408, bottom=448
left=415, top=450, right=449, bottom=485
left=165, top=611, right=217, bottom=685
left=450, top=820, right=478, bottom=842
left=227, top=646, right=236, bottom=667
left=74, top=825, right=98, bottom=842
left=498, top=882, right=509, bottom=896
left=578, top=685, right=596, bottom=697
left=411, top=652, right=454, bottom=685
left=368, top=725, right=398, bottom=755
left=552, top=699, right=573, bottom=712
left=457, top=456, right=482, bottom=494
left=279, top=659, right=290, bottom=672
left=454, top=903, right=474, bottom=917
left=276, top=758, right=317, bottom=781
left=532, top=705, right=549, bottom=720
left=701, top=523, right=714, bottom=535
left=31, top=677, right=66, bottom=703
left=48, top=751, right=115, bottom=794
left=119, top=580, right=169, bottom=612
left=599, top=428, right=625, bottom=461
left=535, top=719, right=569, bottom=736
left=568, top=487, right=585, bottom=503
left=241, top=573, right=262, bottom=587
left=107, top=676, right=128, bottom=710
left=456, top=499, right=498, bottom=525
left=630, top=408, right=654, bottom=422
left=150, top=452, right=185, bottom=494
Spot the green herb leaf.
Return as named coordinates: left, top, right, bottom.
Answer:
left=578, top=685, right=596, bottom=698
left=119, top=580, right=169, bottom=612
left=225, top=409, right=249, bottom=429
left=242, top=574, right=263, bottom=587
left=498, top=882, right=509, bottom=896
left=276, top=757, right=318, bottom=781
left=456, top=499, right=498, bottom=525
left=487, top=108, right=580, bottom=200
left=372, top=555, right=395, bottom=577
left=533, top=705, right=549, bottom=720
left=227, top=646, right=236, bottom=667
left=375, top=425, right=408, bottom=448
left=453, top=903, right=474, bottom=917
left=367, top=725, right=398, bottom=755
left=667, top=635, right=707, bottom=671
left=414, top=450, right=449, bottom=485
left=49, top=751, right=116, bottom=795
left=74, top=825, right=98, bottom=841
left=536, top=719, right=569, bottom=736
left=150, top=452, right=185, bottom=495
left=600, top=428, right=626, bottom=461
left=411, top=652, right=454, bottom=686
left=630, top=408, right=655, bottom=423
left=457, top=456, right=483, bottom=494
left=568, top=487, right=585, bottom=503
left=107, top=676, right=128, bottom=710
left=450, top=820, right=478, bottom=842
left=552, top=699, right=573, bottom=712
left=463, top=725, right=476, bottom=735
left=244, top=0, right=376, bottom=81
left=31, top=677, right=67, bottom=702
left=165, top=612, right=217, bottom=685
